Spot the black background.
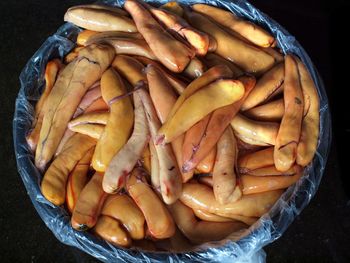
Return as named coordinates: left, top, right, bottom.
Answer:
left=1, top=0, right=349, bottom=262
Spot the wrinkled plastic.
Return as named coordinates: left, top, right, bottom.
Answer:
left=13, top=0, right=331, bottom=262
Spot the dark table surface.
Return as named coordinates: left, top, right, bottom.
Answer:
left=1, top=0, right=350, bottom=262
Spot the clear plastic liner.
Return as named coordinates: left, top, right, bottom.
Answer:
left=13, top=0, right=331, bottom=262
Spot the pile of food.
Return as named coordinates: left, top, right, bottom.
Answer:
left=26, top=0, right=320, bottom=251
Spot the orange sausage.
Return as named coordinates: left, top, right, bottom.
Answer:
left=238, top=147, right=274, bottom=173
left=71, top=172, right=107, bottom=230
left=169, top=201, right=246, bottom=244
left=180, top=182, right=283, bottom=218
left=212, top=127, right=242, bottom=204
left=41, top=133, right=96, bottom=206
left=66, top=147, right=94, bottom=213
left=93, top=215, right=131, bottom=247
left=126, top=169, right=175, bottom=239
left=196, top=147, right=216, bottom=174
left=147, top=64, right=194, bottom=183
left=274, top=55, right=304, bottom=171
left=193, top=208, right=257, bottom=226
left=241, top=168, right=303, bottom=195
left=27, top=59, right=62, bottom=152
left=101, top=194, right=145, bottom=240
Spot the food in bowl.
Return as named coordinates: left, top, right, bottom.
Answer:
left=26, top=0, right=320, bottom=251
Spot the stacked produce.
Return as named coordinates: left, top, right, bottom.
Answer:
left=26, top=0, right=320, bottom=251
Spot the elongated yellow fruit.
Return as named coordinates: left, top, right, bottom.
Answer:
left=238, top=147, right=274, bottom=173
left=69, top=4, right=129, bottom=16
left=103, top=90, right=149, bottom=193
left=241, top=62, right=284, bottom=111
left=185, top=10, right=274, bottom=74
left=69, top=124, right=104, bottom=139
left=124, top=0, right=194, bottom=72
left=101, top=194, right=145, bottom=240
left=231, top=114, right=279, bottom=146
left=71, top=172, right=107, bottom=230
left=69, top=111, right=109, bottom=127
left=192, top=209, right=233, bottom=223
left=88, top=36, right=158, bottom=60
left=35, top=44, right=115, bottom=171
left=158, top=79, right=245, bottom=144
left=213, top=127, right=242, bottom=204
left=112, top=55, right=146, bottom=86
left=127, top=169, right=175, bottom=239
left=204, top=53, right=243, bottom=78
left=241, top=168, right=302, bottom=194
left=93, top=215, right=131, bottom=247
left=169, top=201, right=246, bottom=244
left=295, top=58, right=320, bottom=166
left=92, top=69, right=134, bottom=172
left=135, top=56, right=187, bottom=95
left=148, top=6, right=210, bottom=56
left=165, top=65, right=233, bottom=122
left=138, top=88, right=182, bottom=204
left=66, top=147, right=94, bottom=213
left=27, top=59, right=62, bottom=152
left=192, top=4, right=275, bottom=48
left=64, top=6, right=137, bottom=32
left=146, top=64, right=193, bottom=183
left=41, top=133, right=96, bottom=206
left=245, top=98, right=284, bottom=122
left=274, top=55, right=304, bottom=171
left=241, top=164, right=301, bottom=177
left=180, top=182, right=282, bottom=217
left=85, top=30, right=143, bottom=44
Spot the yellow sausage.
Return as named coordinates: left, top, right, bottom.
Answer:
left=158, top=78, right=245, bottom=144
left=185, top=10, right=274, bottom=74
left=93, top=215, right=131, bottom=247
left=146, top=64, right=193, bottom=183
left=124, top=0, right=193, bottom=72
left=126, top=169, right=175, bottom=239
left=64, top=6, right=137, bottom=32
left=169, top=201, right=247, bottom=244
left=192, top=209, right=233, bottom=223
left=27, top=59, right=62, bottom=152
left=274, top=55, right=304, bottom=171
left=241, top=168, right=303, bottom=194
left=238, top=147, right=274, bottom=173
left=71, top=172, right=107, bottom=230
left=213, top=127, right=242, bottom=204
left=41, top=133, right=96, bottom=206
left=66, top=147, right=94, bottom=213
left=245, top=98, right=284, bottom=122
left=101, top=194, right=145, bottom=240
left=92, top=68, right=134, bottom=172
left=295, top=57, right=320, bottom=166
left=192, top=4, right=275, bottom=48
left=193, top=208, right=258, bottom=226
left=241, top=62, right=285, bottom=111
left=231, top=114, right=279, bottom=146
left=69, top=123, right=104, bottom=139
left=69, top=111, right=109, bottom=127
left=180, top=182, right=283, bottom=218
left=112, top=55, right=147, bottom=87
left=35, top=44, right=114, bottom=171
